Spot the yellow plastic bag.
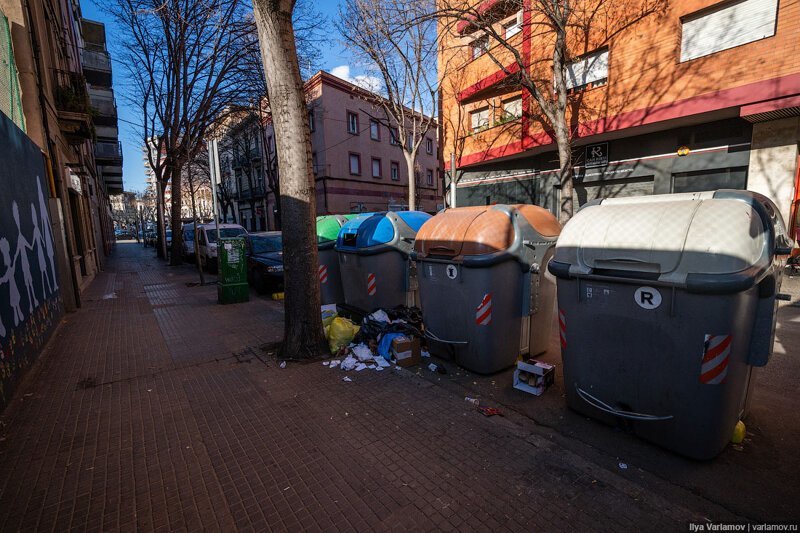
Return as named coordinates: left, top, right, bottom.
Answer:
left=327, top=317, right=360, bottom=354
left=321, top=309, right=338, bottom=329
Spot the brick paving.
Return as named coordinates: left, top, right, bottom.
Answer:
left=0, top=243, right=743, bottom=531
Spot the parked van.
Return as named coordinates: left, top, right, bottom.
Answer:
left=197, top=223, right=248, bottom=273
left=182, top=224, right=197, bottom=261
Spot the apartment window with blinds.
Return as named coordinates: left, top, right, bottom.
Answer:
left=680, top=0, right=778, bottom=62
left=370, top=119, right=380, bottom=140
left=349, top=152, right=361, bottom=175
left=390, top=161, right=400, bottom=181
left=371, top=158, right=382, bottom=178
left=502, top=97, right=523, bottom=120
left=503, top=11, right=523, bottom=38
left=470, top=107, right=490, bottom=131
left=472, top=35, right=489, bottom=59
left=426, top=169, right=434, bottom=186
left=566, top=49, right=609, bottom=92
left=347, top=111, right=359, bottom=134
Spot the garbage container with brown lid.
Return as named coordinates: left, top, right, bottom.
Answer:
left=414, top=204, right=561, bottom=374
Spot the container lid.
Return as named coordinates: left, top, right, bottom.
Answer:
left=552, top=190, right=784, bottom=288
left=414, top=204, right=561, bottom=259
left=316, top=215, right=352, bottom=245
left=336, top=211, right=431, bottom=252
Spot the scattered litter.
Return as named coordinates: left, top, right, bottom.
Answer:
left=375, top=367, right=384, bottom=372
left=618, top=462, right=628, bottom=470
left=465, top=397, right=480, bottom=406
left=342, top=376, right=353, bottom=382
left=352, top=343, right=374, bottom=362
left=355, top=363, right=367, bottom=372
left=477, top=406, right=503, bottom=417
left=428, top=363, right=447, bottom=374
left=322, top=361, right=330, bottom=366
left=327, top=317, right=360, bottom=354
left=329, top=360, right=340, bottom=368
left=373, top=356, right=390, bottom=368
left=369, top=309, right=391, bottom=323
left=367, top=364, right=376, bottom=369
left=102, top=292, right=117, bottom=300
left=279, top=361, right=287, bottom=369
left=377, top=332, right=406, bottom=360
left=421, top=350, right=431, bottom=358
left=341, top=356, right=357, bottom=371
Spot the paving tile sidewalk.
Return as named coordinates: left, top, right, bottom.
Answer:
left=0, top=243, right=742, bottom=531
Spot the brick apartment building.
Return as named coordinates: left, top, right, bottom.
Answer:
left=210, top=70, right=443, bottom=231
left=439, top=0, right=800, bottom=235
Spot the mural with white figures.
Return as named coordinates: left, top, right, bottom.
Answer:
left=0, top=112, right=63, bottom=408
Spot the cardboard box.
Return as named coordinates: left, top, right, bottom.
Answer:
left=513, top=360, right=555, bottom=396
left=391, top=335, right=421, bottom=368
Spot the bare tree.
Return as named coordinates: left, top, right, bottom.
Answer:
left=183, top=150, right=215, bottom=283
left=106, top=0, right=259, bottom=263
left=436, top=0, right=666, bottom=221
left=252, top=0, right=326, bottom=359
left=338, top=0, right=439, bottom=211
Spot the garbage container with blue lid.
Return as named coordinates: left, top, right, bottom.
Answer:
left=548, top=190, right=793, bottom=459
left=336, top=211, right=431, bottom=312
left=317, top=214, right=356, bottom=306
left=413, top=204, right=561, bottom=374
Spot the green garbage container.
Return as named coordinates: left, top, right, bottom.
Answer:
left=317, top=215, right=356, bottom=306
left=218, top=236, right=250, bottom=304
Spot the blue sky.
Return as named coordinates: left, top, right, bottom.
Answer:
left=80, top=1, right=362, bottom=192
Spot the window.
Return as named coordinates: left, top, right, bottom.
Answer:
left=370, top=119, right=381, bottom=141
left=349, top=153, right=361, bottom=175
left=472, top=35, right=489, bottom=59
left=426, top=169, right=433, bottom=186
left=347, top=111, right=359, bottom=134
left=503, top=11, right=522, bottom=38
left=371, top=158, right=382, bottom=178
left=470, top=107, right=490, bottom=131
left=390, top=161, right=400, bottom=181
left=680, top=0, right=777, bottom=62
left=407, top=133, right=414, bottom=149
left=502, top=96, right=523, bottom=120
left=426, top=137, right=433, bottom=154
left=309, top=110, right=315, bottom=132
left=672, top=167, right=748, bottom=193
left=390, top=127, right=400, bottom=145
left=566, top=49, right=608, bottom=92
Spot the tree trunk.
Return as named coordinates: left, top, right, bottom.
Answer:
left=157, top=179, right=168, bottom=258
left=170, top=164, right=184, bottom=265
left=554, top=120, right=573, bottom=224
left=253, top=0, right=327, bottom=359
left=189, top=182, right=205, bottom=285
left=403, top=150, right=417, bottom=211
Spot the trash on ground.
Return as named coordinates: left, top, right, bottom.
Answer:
left=392, top=335, right=421, bottom=368
left=279, top=361, right=286, bottom=369
left=271, top=292, right=284, bottom=300
left=373, top=356, right=390, bottom=368
left=321, top=307, right=338, bottom=328
left=731, top=420, right=746, bottom=444
left=355, top=363, right=367, bottom=372
left=513, top=360, right=555, bottom=396
left=322, top=361, right=330, bottom=366
left=342, top=376, right=353, bottom=382
left=368, top=309, right=391, bottom=323
left=351, top=343, right=374, bottom=362
left=327, top=317, right=360, bottom=354
left=421, top=350, right=431, bottom=358
left=377, top=332, right=406, bottom=360
left=477, top=406, right=503, bottom=417
left=618, top=462, right=628, bottom=470
left=465, top=397, right=480, bottom=406
left=329, top=359, right=340, bottom=368
left=341, top=356, right=358, bottom=371
left=428, top=363, right=446, bottom=374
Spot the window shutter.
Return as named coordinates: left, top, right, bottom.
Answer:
left=681, top=0, right=778, bottom=62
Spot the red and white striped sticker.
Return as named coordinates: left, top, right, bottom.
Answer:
left=367, top=273, right=377, bottom=296
left=559, top=309, right=567, bottom=349
left=700, top=334, right=732, bottom=385
left=475, top=293, right=492, bottom=326
left=318, top=264, right=328, bottom=284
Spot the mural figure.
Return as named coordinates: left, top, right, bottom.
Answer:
left=12, top=201, right=39, bottom=313
left=0, top=238, right=23, bottom=328
left=36, top=180, right=57, bottom=291
left=30, top=203, right=52, bottom=295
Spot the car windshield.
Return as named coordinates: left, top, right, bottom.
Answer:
left=250, top=235, right=282, bottom=254
left=183, top=228, right=195, bottom=241
left=206, top=227, right=246, bottom=243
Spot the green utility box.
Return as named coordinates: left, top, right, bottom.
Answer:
left=218, top=237, right=249, bottom=304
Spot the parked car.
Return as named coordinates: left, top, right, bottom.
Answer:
left=197, top=223, right=248, bottom=273
left=246, top=232, right=283, bottom=293
left=182, top=224, right=197, bottom=261
left=144, top=230, right=157, bottom=247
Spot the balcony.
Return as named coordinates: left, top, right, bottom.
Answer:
left=95, top=140, right=123, bottom=164
left=82, top=49, right=112, bottom=86
left=89, top=89, right=117, bottom=127
left=53, top=70, right=93, bottom=144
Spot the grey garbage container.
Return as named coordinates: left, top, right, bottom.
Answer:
left=548, top=190, right=794, bottom=459
left=317, top=215, right=355, bottom=306
left=336, top=211, right=431, bottom=312
left=414, top=205, right=561, bottom=374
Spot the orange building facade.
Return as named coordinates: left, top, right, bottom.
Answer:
left=439, top=0, right=800, bottom=234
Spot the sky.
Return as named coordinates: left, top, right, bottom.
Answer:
left=79, top=0, right=374, bottom=193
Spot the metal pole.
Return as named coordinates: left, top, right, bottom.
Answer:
left=209, top=138, right=221, bottom=238
left=450, top=153, right=457, bottom=208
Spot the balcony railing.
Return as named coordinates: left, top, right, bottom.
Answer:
left=53, top=70, right=91, bottom=115
left=82, top=49, right=111, bottom=72
left=95, top=140, right=122, bottom=160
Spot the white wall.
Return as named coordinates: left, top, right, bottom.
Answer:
left=747, top=117, right=800, bottom=225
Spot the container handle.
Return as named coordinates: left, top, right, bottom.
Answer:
left=575, top=385, right=674, bottom=421
left=424, top=328, right=468, bottom=345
